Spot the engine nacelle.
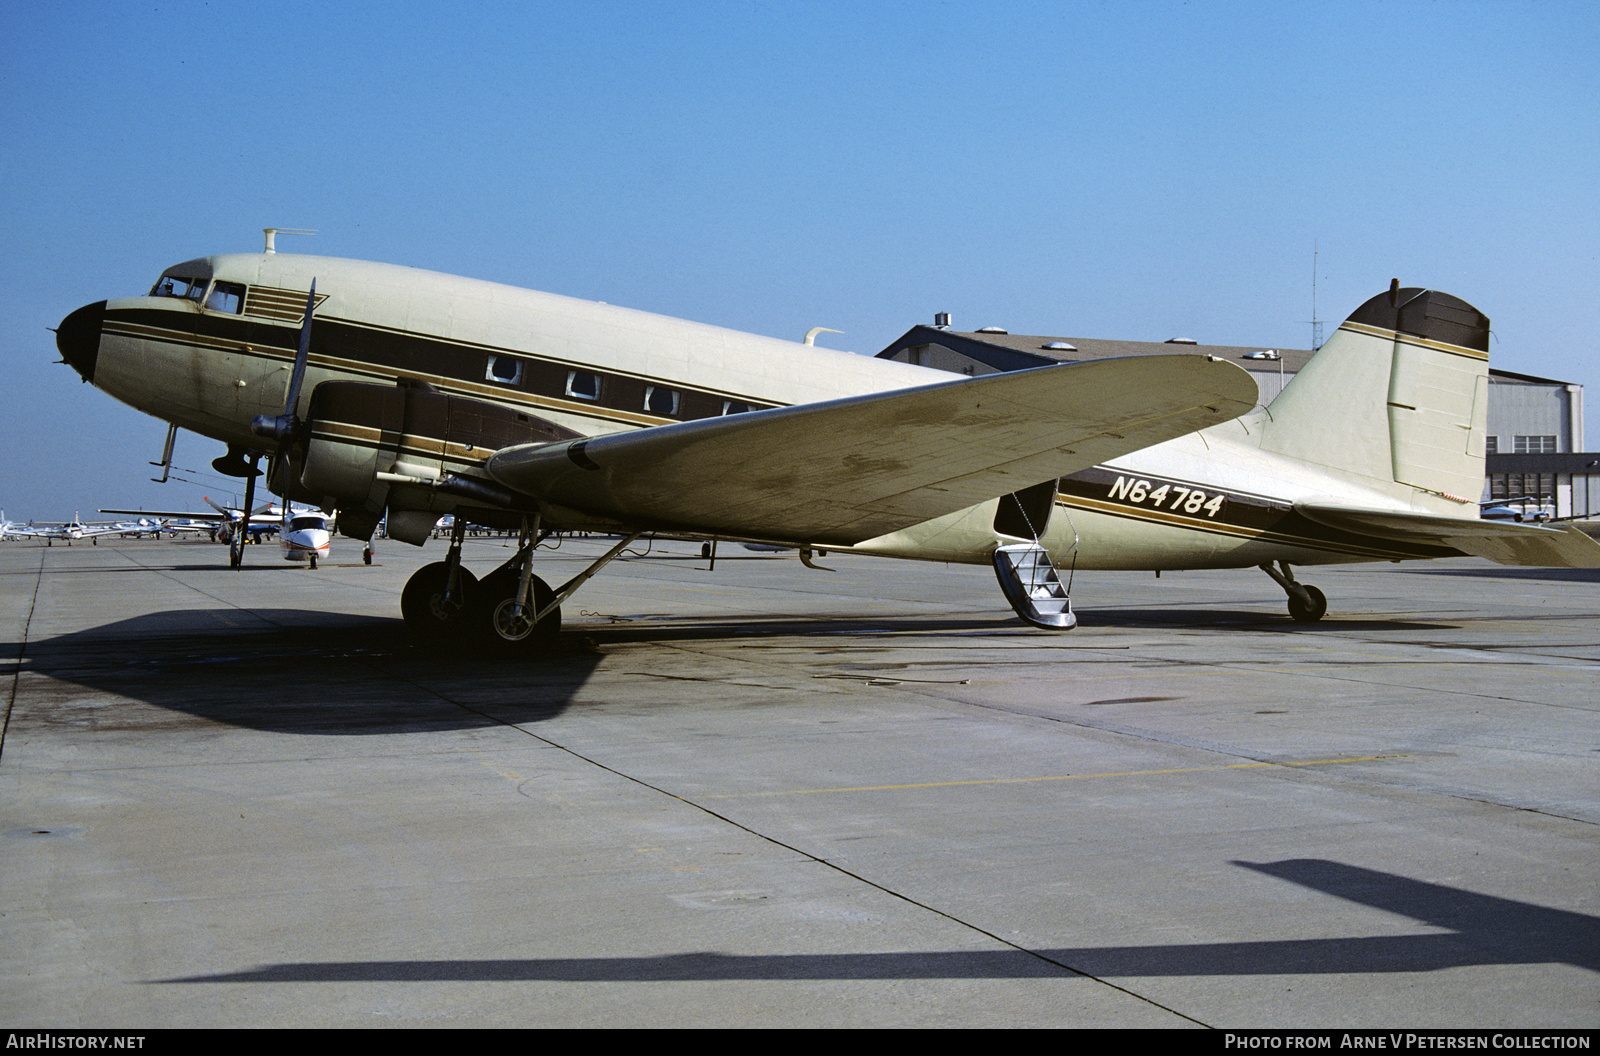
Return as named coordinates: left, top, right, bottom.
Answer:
left=298, top=380, right=579, bottom=539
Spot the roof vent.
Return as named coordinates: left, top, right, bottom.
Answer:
left=934, top=312, right=951, bottom=329
left=1165, top=337, right=1198, bottom=345
left=977, top=326, right=1009, bottom=334
left=1041, top=342, right=1077, bottom=351
left=1244, top=349, right=1280, bottom=360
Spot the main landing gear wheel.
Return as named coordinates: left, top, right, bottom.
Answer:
left=1287, top=583, right=1327, bottom=623
left=474, top=563, right=561, bottom=655
left=401, top=561, right=479, bottom=642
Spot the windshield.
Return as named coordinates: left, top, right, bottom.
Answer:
left=151, top=275, right=205, bottom=301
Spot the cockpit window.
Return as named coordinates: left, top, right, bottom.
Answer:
left=152, top=275, right=206, bottom=301
left=205, top=281, right=245, bottom=314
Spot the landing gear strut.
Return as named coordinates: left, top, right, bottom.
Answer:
left=399, top=523, right=644, bottom=655
left=401, top=515, right=477, bottom=641
left=474, top=515, right=560, bottom=655
left=1260, top=561, right=1327, bottom=622
left=231, top=453, right=261, bottom=570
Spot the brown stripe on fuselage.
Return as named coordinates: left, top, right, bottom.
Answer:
left=103, top=306, right=787, bottom=431
left=1057, top=467, right=1457, bottom=561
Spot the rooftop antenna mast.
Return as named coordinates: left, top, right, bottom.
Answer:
left=263, top=228, right=317, bottom=254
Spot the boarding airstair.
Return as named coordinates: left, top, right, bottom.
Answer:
left=992, top=542, right=1077, bottom=630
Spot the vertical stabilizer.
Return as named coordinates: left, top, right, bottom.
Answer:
left=1261, top=285, right=1490, bottom=503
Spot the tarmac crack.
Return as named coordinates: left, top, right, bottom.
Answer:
left=0, top=546, right=45, bottom=762
left=364, top=646, right=1213, bottom=1028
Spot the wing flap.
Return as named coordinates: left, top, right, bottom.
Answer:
left=487, top=355, right=1256, bottom=544
left=1297, top=504, right=1600, bottom=568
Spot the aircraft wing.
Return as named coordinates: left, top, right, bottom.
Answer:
left=1297, top=504, right=1600, bottom=568
left=486, top=355, right=1257, bottom=545
left=100, top=509, right=228, bottom=521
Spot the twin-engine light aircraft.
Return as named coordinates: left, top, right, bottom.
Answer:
left=54, top=244, right=1600, bottom=652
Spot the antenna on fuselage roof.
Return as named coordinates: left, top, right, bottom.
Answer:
left=262, top=228, right=317, bottom=254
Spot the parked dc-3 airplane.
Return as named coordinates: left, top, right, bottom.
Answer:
left=53, top=242, right=1600, bottom=652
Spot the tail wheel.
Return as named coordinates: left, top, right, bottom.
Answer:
left=401, top=561, right=479, bottom=641
left=1287, top=584, right=1328, bottom=622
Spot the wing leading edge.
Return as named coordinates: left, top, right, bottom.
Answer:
left=486, top=355, right=1257, bottom=545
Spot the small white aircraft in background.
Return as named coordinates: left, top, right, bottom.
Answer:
left=101, top=499, right=337, bottom=568
left=1480, top=497, right=1553, bottom=523
left=8, top=513, right=129, bottom=546
left=0, top=512, right=32, bottom=540
left=56, top=244, right=1600, bottom=652
left=278, top=508, right=333, bottom=568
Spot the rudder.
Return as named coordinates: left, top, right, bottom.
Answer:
left=1261, top=283, right=1490, bottom=504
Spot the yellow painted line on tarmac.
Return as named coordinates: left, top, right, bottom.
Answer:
left=480, top=760, right=529, bottom=784
left=708, top=755, right=1414, bottom=799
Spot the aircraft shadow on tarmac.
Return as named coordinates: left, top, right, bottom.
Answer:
left=10, top=600, right=1460, bottom=735
left=1060, top=607, right=1452, bottom=632
left=1393, top=565, right=1600, bottom=583
left=10, top=610, right=607, bottom=732
left=9, top=608, right=1045, bottom=733
left=156, top=859, right=1598, bottom=983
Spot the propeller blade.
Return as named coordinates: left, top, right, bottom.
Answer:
left=249, top=279, right=318, bottom=446
left=281, top=279, right=316, bottom=419
left=244, top=280, right=319, bottom=532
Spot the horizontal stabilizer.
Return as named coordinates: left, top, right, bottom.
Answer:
left=487, top=355, right=1256, bottom=545
left=1297, top=504, right=1600, bottom=568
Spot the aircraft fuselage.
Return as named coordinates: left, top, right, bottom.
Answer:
left=55, top=252, right=1466, bottom=574
left=64, top=251, right=1562, bottom=643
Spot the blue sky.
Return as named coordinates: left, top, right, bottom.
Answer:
left=4, top=0, right=1597, bottom=518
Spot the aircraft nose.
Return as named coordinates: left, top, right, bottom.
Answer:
left=56, top=300, right=106, bottom=383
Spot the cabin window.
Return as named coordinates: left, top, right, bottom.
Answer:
left=644, top=386, right=679, bottom=415
left=151, top=275, right=205, bottom=302
left=205, top=281, right=245, bottom=314
left=486, top=355, right=525, bottom=386
left=565, top=370, right=602, bottom=401
left=721, top=400, right=755, bottom=416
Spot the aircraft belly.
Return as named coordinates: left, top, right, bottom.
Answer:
left=1044, top=506, right=1374, bottom=570
left=846, top=485, right=1417, bottom=571
left=848, top=503, right=1002, bottom=564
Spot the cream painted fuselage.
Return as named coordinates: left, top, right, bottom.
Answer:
left=55, top=253, right=1475, bottom=583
